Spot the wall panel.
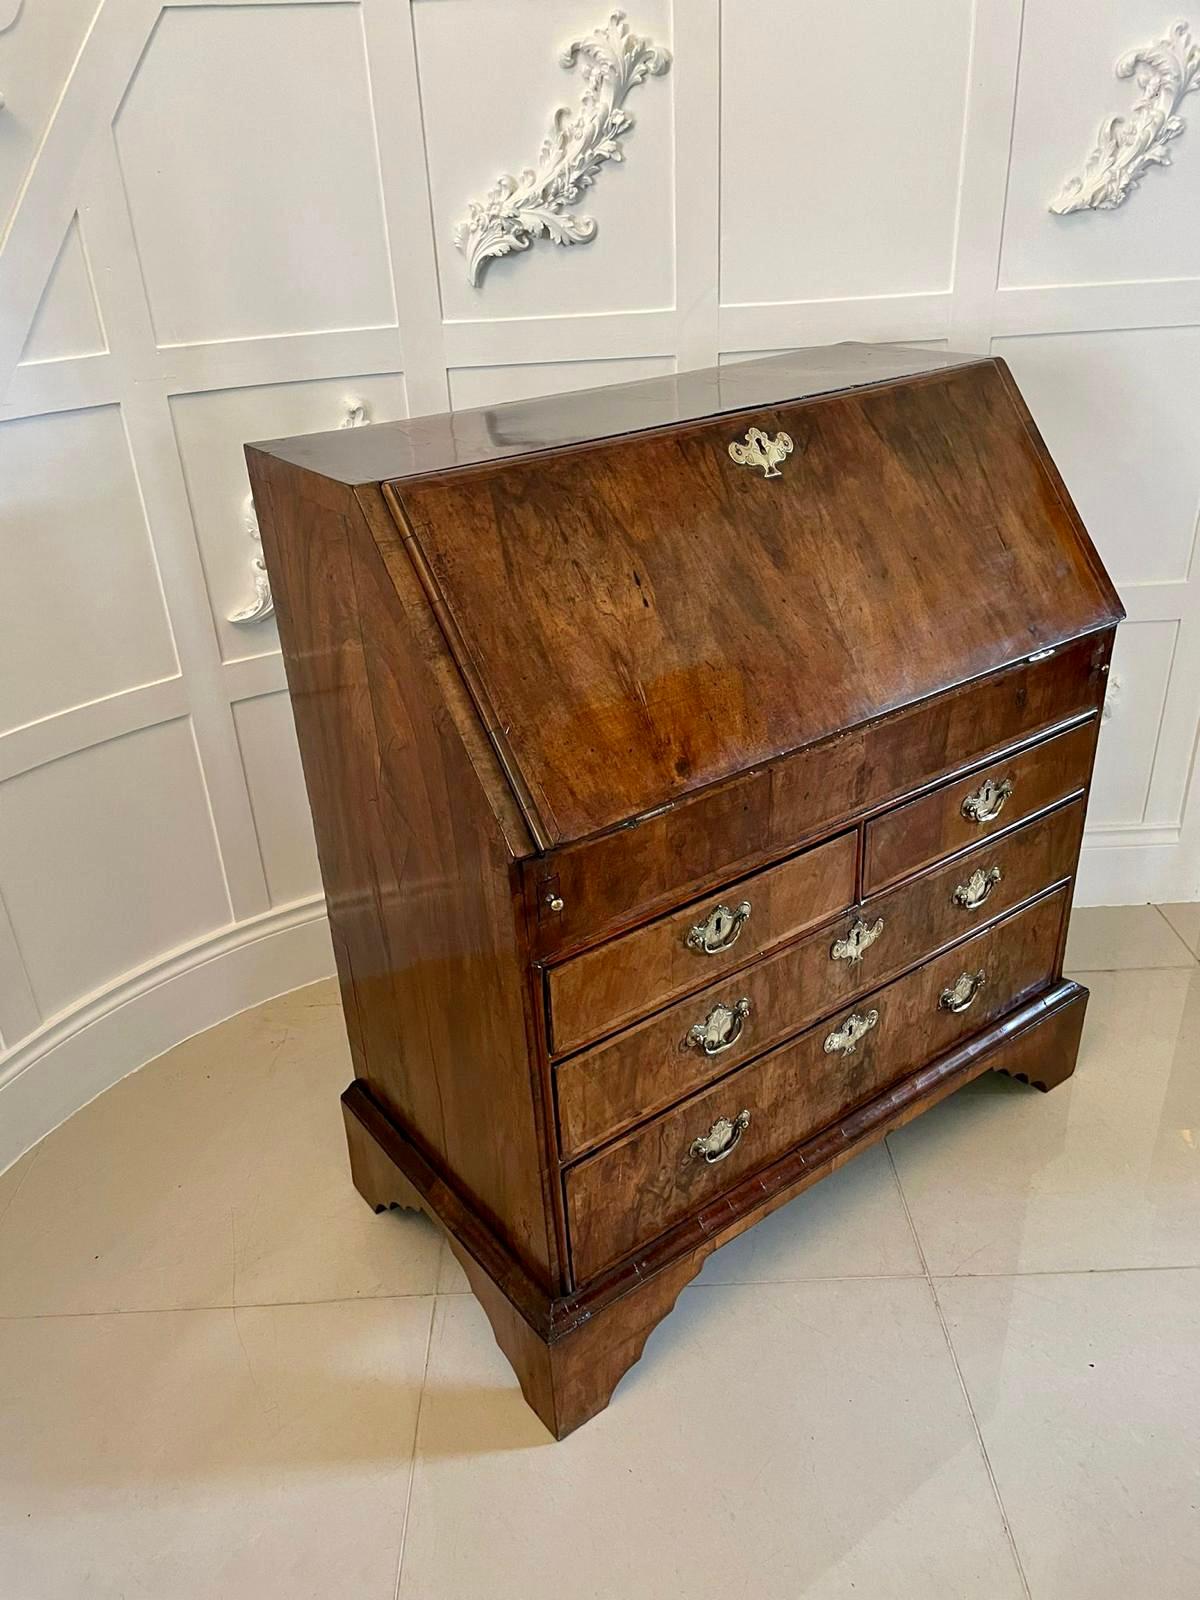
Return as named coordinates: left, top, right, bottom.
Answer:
left=114, top=3, right=396, bottom=345
left=0, top=0, right=1198, bottom=1169
left=169, top=372, right=407, bottom=662
left=720, top=0, right=973, bottom=304
left=0, top=404, right=178, bottom=735
left=0, top=720, right=230, bottom=1019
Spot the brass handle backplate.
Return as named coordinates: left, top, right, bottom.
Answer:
left=954, top=866, right=1002, bottom=910
left=962, top=776, right=1014, bottom=824
left=831, top=916, right=884, bottom=965
left=690, top=1109, right=751, bottom=1164
left=728, top=427, right=793, bottom=479
left=686, top=899, right=751, bottom=956
left=823, top=1008, right=879, bottom=1056
left=940, top=969, right=987, bottom=1013
left=686, top=997, right=751, bottom=1057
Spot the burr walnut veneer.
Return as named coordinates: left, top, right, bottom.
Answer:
left=246, top=344, right=1123, bottom=1438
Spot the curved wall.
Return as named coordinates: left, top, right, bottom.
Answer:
left=2, top=0, right=1199, bottom=1171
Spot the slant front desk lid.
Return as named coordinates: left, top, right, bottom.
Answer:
left=255, top=344, right=1124, bottom=851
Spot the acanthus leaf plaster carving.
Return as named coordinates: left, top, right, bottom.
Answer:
left=1051, top=21, right=1200, bottom=214
left=228, top=493, right=274, bottom=626
left=453, top=9, right=670, bottom=287
left=229, top=401, right=373, bottom=624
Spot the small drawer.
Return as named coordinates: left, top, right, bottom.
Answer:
left=565, top=885, right=1067, bottom=1281
left=546, top=830, right=856, bottom=1056
left=555, top=797, right=1084, bottom=1159
left=863, top=718, right=1096, bottom=894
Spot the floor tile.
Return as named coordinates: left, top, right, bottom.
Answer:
left=0, top=1295, right=432, bottom=1600
left=1064, top=903, right=1195, bottom=971
left=888, top=967, right=1200, bottom=1275
left=1160, top=902, right=1200, bottom=957
left=0, top=1145, right=39, bottom=1225
left=398, top=1281, right=1025, bottom=1600
left=437, top=1236, right=470, bottom=1293
left=0, top=984, right=440, bottom=1316
left=938, top=1269, right=1200, bottom=1599
left=697, top=1143, right=923, bottom=1283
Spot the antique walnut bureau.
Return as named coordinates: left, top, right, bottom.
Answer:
left=246, top=343, right=1123, bottom=1438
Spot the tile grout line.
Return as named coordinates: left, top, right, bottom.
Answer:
left=884, top=1138, right=1034, bottom=1600
left=391, top=1293, right=437, bottom=1600
left=7, top=1261, right=1200, bottom=1323
left=1151, top=902, right=1200, bottom=961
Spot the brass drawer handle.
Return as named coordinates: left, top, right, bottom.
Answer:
left=831, top=915, right=884, bottom=965
left=686, top=997, right=751, bottom=1057
left=690, top=1109, right=751, bottom=1164
left=940, top=969, right=987, bottom=1013
left=962, top=776, right=1014, bottom=824
left=728, top=427, right=793, bottom=479
left=954, top=866, right=1001, bottom=910
left=686, top=899, right=751, bottom=955
left=823, top=1008, right=879, bottom=1056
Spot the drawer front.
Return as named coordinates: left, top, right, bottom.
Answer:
left=527, top=631, right=1111, bottom=964
left=565, top=887, right=1067, bottom=1282
left=546, top=830, right=856, bottom=1056
left=864, top=718, right=1096, bottom=894
left=555, top=798, right=1084, bottom=1159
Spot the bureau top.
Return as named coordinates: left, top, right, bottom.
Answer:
left=251, top=343, right=981, bottom=486
left=248, top=344, right=1123, bottom=853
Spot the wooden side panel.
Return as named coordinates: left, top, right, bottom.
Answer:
left=247, top=453, right=558, bottom=1288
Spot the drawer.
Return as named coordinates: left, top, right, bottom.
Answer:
left=565, top=886, right=1067, bottom=1281
left=546, top=830, right=856, bottom=1056
left=526, top=631, right=1111, bottom=964
left=863, top=718, right=1096, bottom=894
left=555, top=798, right=1084, bottom=1159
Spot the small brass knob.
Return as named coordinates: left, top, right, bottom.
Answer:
left=545, top=894, right=565, bottom=913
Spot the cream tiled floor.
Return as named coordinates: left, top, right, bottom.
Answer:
left=1, top=905, right=1198, bottom=1598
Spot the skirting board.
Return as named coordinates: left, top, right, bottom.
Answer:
left=1, top=832, right=1193, bottom=1177
left=0, top=898, right=336, bottom=1176
left=1076, top=832, right=1200, bottom=906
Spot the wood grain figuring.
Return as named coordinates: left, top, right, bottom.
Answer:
left=546, top=830, right=855, bottom=1055
left=247, top=456, right=558, bottom=1287
left=344, top=980, right=1089, bottom=1437
left=247, top=346, right=1121, bottom=1436
left=529, top=634, right=1110, bottom=963
left=566, top=887, right=1068, bottom=1280
left=864, top=716, right=1099, bottom=892
left=393, top=361, right=1120, bottom=846
left=555, top=798, right=1085, bottom=1159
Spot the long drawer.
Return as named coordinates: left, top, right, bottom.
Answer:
left=546, top=830, right=855, bottom=1056
left=565, top=886, right=1068, bottom=1281
left=555, top=798, right=1084, bottom=1158
left=527, top=632, right=1111, bottom=963
left=863, top=717, right=1096, bottom=893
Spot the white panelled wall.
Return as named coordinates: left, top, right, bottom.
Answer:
left=1, top=0, right=1198, bottom=1166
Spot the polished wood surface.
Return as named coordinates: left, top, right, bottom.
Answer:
left=248, top=459, right=560, bottom=1286
left=528, top=637, right=1109, bottom=962
left=247, top=344, right=1121, bottom=1437
left=547, top=830, right=855, bottom=1055
left=253, top=342, right=982, bottom=486
left=390, top=361, right=1120, bottom=846
left=864, top=716, right=1098, bottom=893
left=345, top=979, right=1089, bottom=1438
left=565, top=887, right=1067, bottom=1280
left=555, top=798, right=1084, bottom=1159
